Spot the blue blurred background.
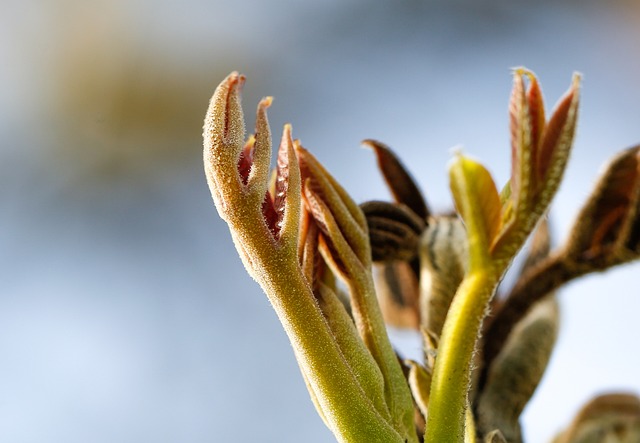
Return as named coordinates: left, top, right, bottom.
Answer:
left=1, top=1, right=639, bottom=442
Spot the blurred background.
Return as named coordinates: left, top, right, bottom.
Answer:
left=1, top=1, right=639, bottom=442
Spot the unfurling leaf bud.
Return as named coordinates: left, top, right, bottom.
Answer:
left=419, top=215, right=468, bottom=338
left=554, top=393, right=640, bottom=443
left=364, top=139, right=430, bottom=220
left=476, top=295, right=560, bottom=443
left=563, top=145, right=640, bottom=267
left=361, top=200, right=426, bottom=262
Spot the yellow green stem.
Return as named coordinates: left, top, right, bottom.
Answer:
left=251, top=238, right=406, bottom=443
left=425, top=154, right=505, bottom=442
left=424, top=271, right=500, bottom=442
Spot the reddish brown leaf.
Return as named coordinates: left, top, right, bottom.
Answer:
left=261, top=194, right=279, bottom=239
left=526, top=73, right=546, bottom=189
left=536, top=76, right=580, bottom=187
left=302, top=179, right=350, bottom=277
left=299, top=211, right=321, bottom=287
left=297, top=146, right=369, bottom=261
left=363, top=139, right=430, bottom=220
left=509, top=70, right=527, bottom=202
left=270, top=124, right=295, bottom=238
left=237, top=136, right=254, bottom=185
left=564, top=145, right=640, bottom=263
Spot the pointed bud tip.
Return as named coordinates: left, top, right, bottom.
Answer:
left=523, top=68, right=538, bottom=82
left=449, top=144, right=464, bottom=157
left=511, top=66, right=536, bottom=83
left=570, top=72, right=582, bottom=93
left=510, top=67, right=547, bottom=87
left=205, top=71, right=247, bottom=147
left=572, top=71, right=583, bottom=83
left=361, top=139, right=377, bottom=150
left=259, top=96, right=273, bottom=109
left=224, top=71, right=246, bottom=92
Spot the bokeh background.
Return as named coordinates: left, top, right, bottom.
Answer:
left=2, top=1, right=639, bottom=442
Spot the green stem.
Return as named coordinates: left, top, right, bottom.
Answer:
left=263, top=248, right=405, bottom=442
left=426, top=154, right=506, bottom=442
left=229, top=213, right=404, bottom=442
left=349, top=271, right=419, bottom=442
left=424, top=271, right=499, bottom=442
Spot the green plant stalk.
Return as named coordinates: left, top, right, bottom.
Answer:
left=301, top=151, right=418, bottom=441
left=238, top=233, right=405, bottom=443
left=424, top=270, right=500, bottom=442
left=425, top=155, right=504, bottom=442
left=316, top=283, right=390, bottom=422
left=316, top=208, right=417, bottom=436
left=315, top=210, right=419, bottom=440
left=348, top=269, right=419, bottom=440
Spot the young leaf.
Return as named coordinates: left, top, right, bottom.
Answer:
left=493, top=72, right=580, bottom=262
left=526, top=72, right=546, bottom=181
left=299, top=148, right=419, bottom=442
left=509, top=68, right=533, bottom=215
left=364, top=139, right=430, bottom=220
left=406, top=360, right=432, bottom=420
left=534, top=73, right=581, bottom=208
left=449, top=154, right=501, bottom=268
left=476, top=295, right=559, bottom=443
left=564, top=145, right=640, bottom=266
left=554, top=393, right=640, bottom=443
left=361, top=200, right=426, bottom=262
left=418, top=215, right=468, bottom=338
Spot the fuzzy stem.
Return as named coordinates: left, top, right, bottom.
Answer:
left=253, top=243, right=406, bottom=443
left=424, top=271, right=499, bottom=442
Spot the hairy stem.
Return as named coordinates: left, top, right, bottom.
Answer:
left=424, top=271, right=499, bottom=442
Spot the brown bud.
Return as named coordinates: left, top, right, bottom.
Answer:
left=563, top=145, right=640, bottom=267
left=419, top=215, right=468, bottom=338
left=361, top=201, right=426, bottom=262
left=554, top=393, right=640, bottom=443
